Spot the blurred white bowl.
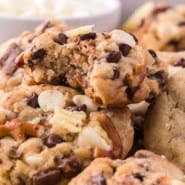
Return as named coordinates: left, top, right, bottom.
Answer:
left=0, top=1, right=121, bottom=43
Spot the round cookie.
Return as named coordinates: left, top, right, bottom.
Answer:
left=144, top=69, right=185, bottom=172
left=69, top=150, right=185, bottom=185
left=17, top=26, right=168, bottom=107
left=0, top=85, right=133, bottom=185
left=127, top=3, right=185, bottom=51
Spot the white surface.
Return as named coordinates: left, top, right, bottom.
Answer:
left=0, top=0, right=121, bottom=43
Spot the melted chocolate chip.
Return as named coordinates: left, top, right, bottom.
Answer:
left=148, top=49, right=157, bottom=59
left=26, top=93, right=39, bottom=108
left=44, top=134, right=63, bottom=148
left=107, top=51, right=122, bottom=63
left=67, top=104, right=87, bottom=112
left=119, top=43, right=131, bottom=57
left=174, top=58, right=185, bottom=67
left=54, top=33, right=68, bottom=45
left=32, top=169, right=61, bottom=185
left=0, top=42, right=22, bottom=75
left=178, top=21, right=185, bottom=27
left=149, top=70, right=167, bottom=87
left=80, top=32, right=96, bottom=41
left=31, top=49, right=47, bottom=60
left=8, top=146, right=22, bottom=160
left=111, top=68, right=120, bottom=80
left=152, top=6, right=170, bottom=15
left=133, top=173, right=144, bottom=182
left=87, top=173, right=106, bottom=185
left=58, top=156, right=82, bottom=178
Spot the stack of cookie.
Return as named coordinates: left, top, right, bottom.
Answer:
left=0, top=5, right=185, bottom=184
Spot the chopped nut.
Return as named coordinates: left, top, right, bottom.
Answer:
left=112, top=30, right=136, bottom=47
left=77, top=126, right=112, bottom=151
left=73, top=95, right=98, bottom=112
left=38, top=90, right=66, bottom=112
left=24, top=154, right=44, bottom=167
left=65, top=25, right=94, bottom=37
left=49, top=107, right=87, bottom=134
left=94, top=114, right=123, bottom=159
left=0, top=120, right=45, bottom=141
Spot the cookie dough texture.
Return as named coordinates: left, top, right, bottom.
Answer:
left=144, top=69, right=185, bottom=172
left=17, top=27, right=168, bottom=107
left=128, top=3, right=185, bottom=51
left=0, top=85, right=133, bottom=185
left=69, top=150, right=185, bottom=185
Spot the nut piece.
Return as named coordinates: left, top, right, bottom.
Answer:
left=38, top=90, right=65, bottom=112
left=112, top=30, right=136, bottom=47
left=94, top=114, right=123, bottom=159
left=49, top=107, right=87, bottom=134
left=24, top=154, right=44, bottom=167
left=77, top=126, right=112, bottom=151
left=0, top=119, right=45, bottom=141
left=73, top=95, right=98, bottom=112
left=65, top=25, right=94, bottom=37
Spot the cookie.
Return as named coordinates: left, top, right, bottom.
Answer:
left=17, top=26, right=168, bottom=107
left=69, top=150, right=185, bottom=185
left=0, top=85, right=133, bottom=185
left=126, top=3, right=185, bottom=51
left=144, top=69, right=185, bottom=172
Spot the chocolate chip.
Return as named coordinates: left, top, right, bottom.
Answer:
left=148, top=49, right=157, bottom=59
left=54, top=33, right=68, bottom=45
left=67, top=104, right=87, bottom=112
left=132, top=173, right=144, bottom=182
left=0, top=42, right=22, bottom=75
left=18, top=176, right=26, bottom=185
left=44, top=134, right=63, bottom=148
left=152, top=6, right=170, bottom=15
left=80, top=32, right=96, bottom=41
left=111, top=68, right=120, bottom=80
left=87, top=173, right=106, bottom=185
left=174, top=58, right=185, bottom=67
left=119, top=43, right=131, bottom=57
left=149, top=70, right=167, bottom=87
left=107, top=51, right=122, bottom=63
left=31, top=49, right=47, bottom=60
left=58, top=156, right=82, bottom=178
left=178, top=21, right=185, bottom=26
left=129, top=32, right=138, bottom=43
left=26, top=93, right=39, bottom=108
left=32, top=169, right=61, bottom=185
left=8, top=146, right=22, bottom=160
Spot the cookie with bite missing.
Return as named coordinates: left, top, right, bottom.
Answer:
left=144, top=69, right=185, bottom=172
left=69, top=150, right=185, bottom=185
left=0, top=84, right=133, bottom=185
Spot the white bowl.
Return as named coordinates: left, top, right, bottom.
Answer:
left=0, top=1, right=121, bottom=43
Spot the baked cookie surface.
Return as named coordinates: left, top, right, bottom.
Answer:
left=69, top=150, right=185, bottom=185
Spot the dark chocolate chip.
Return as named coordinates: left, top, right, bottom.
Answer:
left=87, top=173, right=106, bottom=185
left=31, top=49, right=47, bottom=60
left=119, top=43, right=131, bottom=57
left=0, top=42, right=22, bottom=75
left=129, top=32, right=138, bottom=43
left=132, top=173, right=144, bottom=182
left=152, top=6, right=170, bottom=15
left=67, top=104, right=87, bottom=112
left=44, top=134, right=63, bottom=148
left=149, top=70, right=167, bottom=87
left=8, top=146, right=22, bottom=160
left=111, top=68, right=120, bottom=80
left=32, top=169, right=61, bottom=185
left=178, top=21, right=185, bottom=27
left=26, top=93, right=39, bottom=108
left=54, top=33, right=68, bottom=45
left=107, top=51, right=122, bottom=63
left=58, top=156, right=82, bottom=178
left=148, top=49, right=157, bottom=59
left=174, top=58, right=185, bottom=67
left=80, top=32, right=96, bottom=41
